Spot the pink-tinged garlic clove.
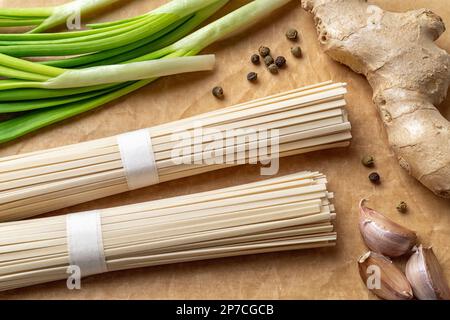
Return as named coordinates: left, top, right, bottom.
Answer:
left=358, top=251, right=414, bottom=300
left=359, top=199, right=417, bottom=257
left=406, top=245, right=450, bottom=300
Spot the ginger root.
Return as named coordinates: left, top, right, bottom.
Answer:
left=302, top=0, right=450, bottom=198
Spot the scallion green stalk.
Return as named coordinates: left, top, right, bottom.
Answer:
left=31, top=0, right=121, bottom=33
left=1, top=55, right=216, bottom=90
left=0, top=0, right=118, bottom=32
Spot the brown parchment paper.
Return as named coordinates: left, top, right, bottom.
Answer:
left=0, top=0, right=449, bottom=300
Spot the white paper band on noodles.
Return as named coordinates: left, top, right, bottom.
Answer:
left=117, top=129, right=159, bottom=190
left=66, top=210, right=107, bottom=277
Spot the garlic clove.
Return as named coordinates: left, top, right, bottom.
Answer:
left=406, top=245, right=450, bottom=300
left=359, top=199, right=417, bottom=257
left=358, top=251, right=414, bottom=300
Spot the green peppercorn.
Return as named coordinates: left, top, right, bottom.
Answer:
left=264, top=55, right=274, bottom=66
left=396, top=201, right=408, bottom=213
left=362, top=155, right=375, bottom=167
left=212, top=86, right=224, bottom=99
left=286, top=28, right=298, bottom=41
left=369, top=172, right=381, bottom=184
left=275, top=56, right=286, bottom=68
left=251, top=54, right=260, bottom=65
left=259, top=46, right=270, bottom=57
left=247, top=72, right=258, bottom=82
left=268, top=64, right=279, bottom=74
left=291, top=46, right=302, bottom=58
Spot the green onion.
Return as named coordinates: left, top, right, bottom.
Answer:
left=25, top=55, right=216, bottom=89
left=0, top=0, right=292, bottom=144
left=0, top=1, right=228, bottom=101
left=0, top=5, right=216, bottom=110
left=0, top=0, right=119, bottom=32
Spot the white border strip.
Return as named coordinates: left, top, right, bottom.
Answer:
left=117, top=129, right=160, bottom=190
left=66, top=210, right=107, bottom=277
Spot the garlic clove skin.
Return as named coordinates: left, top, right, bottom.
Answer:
left=359, top=199, right=417, bottom=257
left=406, top=245, right=450, bottom=300
left=358, top=251, right=414, bottom=300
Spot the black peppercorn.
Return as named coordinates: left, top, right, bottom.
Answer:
left=291, top=46, right=302, bottom=58
left=275, top=56, right=286, bottom=68
left=251, top=54, right=260, bottom=65
left=268, top=64, right=278, bottom=74
left=212, top=86, right=224, bottom=99
left=369, top=172, right=381, bottom=184
left=247, top=72, right=258, bottom=82
left=286, top=28, right=298, bottom=41
left=259, top=46, right=270, bottom=57
left=264, top=55, right=274, bottom=66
